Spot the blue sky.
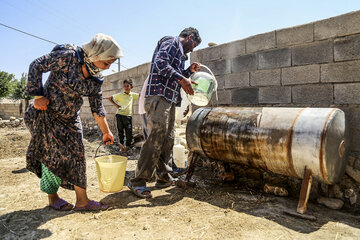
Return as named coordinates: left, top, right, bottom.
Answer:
left=1, top=0, right=360, bottom=80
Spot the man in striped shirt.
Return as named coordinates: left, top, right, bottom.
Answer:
left=128, top=27, right=202, bottom=198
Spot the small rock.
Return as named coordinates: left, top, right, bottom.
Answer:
left=9, top=116, right=16, bottom=121
left=344, top=189, right=358, bottom=205
left=4, top=120, right=13, bottom=126
left=317, top=197, right=344, bottom=210
left=346, top=165, right=360, bottom=184
left=264, top=184, right=288, bottom=197
left=18, top=118, right=23, bottom=122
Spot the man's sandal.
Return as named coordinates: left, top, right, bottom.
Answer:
left=128, top=182, right=152, bottom=198
left=155, top=177, right=178, bottom=189
left=49, top=198, right=74, bottom=211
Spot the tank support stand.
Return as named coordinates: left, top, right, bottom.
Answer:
left=297, top=166, right=313, bottom=214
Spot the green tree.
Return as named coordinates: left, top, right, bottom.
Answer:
left=0, top=71, right=15, bottom=98
left=10, top=73, right=32, bottom=110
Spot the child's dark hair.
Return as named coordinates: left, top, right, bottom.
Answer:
left=123, top=78, right=133, bottom=87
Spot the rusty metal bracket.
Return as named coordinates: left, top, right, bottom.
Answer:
left=297, top=166, right=313, bottom=214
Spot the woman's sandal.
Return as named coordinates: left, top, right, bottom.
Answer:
left=49, top=198, right=74, bottom=211
left=128, top=182, right=152, bottom=198
left=155, top=177, right=178, bottom=189
left=73, top=200, right=109, bottom=212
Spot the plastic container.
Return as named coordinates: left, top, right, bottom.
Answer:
left=173, top=138, right=188, bottom=168
left=187, top=65, right=218, bottom=106
left=95, top=149, right=127, bottom=192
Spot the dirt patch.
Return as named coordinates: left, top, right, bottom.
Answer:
left=0, top=126, right=359, bottom=239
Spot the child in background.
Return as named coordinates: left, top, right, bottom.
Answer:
left=108, top=78, right=139, bottom=152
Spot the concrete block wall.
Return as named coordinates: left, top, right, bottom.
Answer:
left=79, top=10, right=360, bottom=152
left=190, top=10, right=360, bottom=152
left=0, top=100, right=25, bottom=119
left=80, top=63, right=151, bottom=136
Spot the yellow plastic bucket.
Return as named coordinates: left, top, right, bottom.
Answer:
left=95, top=155, right=127, bottom=193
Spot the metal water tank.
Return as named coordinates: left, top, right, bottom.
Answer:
left=186, top=107, right=349, bottom=184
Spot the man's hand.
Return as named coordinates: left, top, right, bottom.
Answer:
left=34, top=97, right=49, bottom=111
left=103, top=132, right=114, bottom=145
left=190, top=62, right=201, bottom=73
left=179, top=77, right=197, bottom=95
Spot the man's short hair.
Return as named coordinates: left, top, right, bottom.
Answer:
left=123, top=78, right=133, bottom=87
left=179, top=27, right=202, bottom=45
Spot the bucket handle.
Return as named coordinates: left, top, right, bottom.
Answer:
left=94, top=142, right=105, bottom=160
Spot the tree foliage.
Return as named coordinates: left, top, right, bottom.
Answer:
left=0, top=71, right=15, bottom=98
left=10, top=73, right=32, bottom=101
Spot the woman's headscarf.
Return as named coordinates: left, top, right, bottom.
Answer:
left=82, top=33, right=123, bottom=77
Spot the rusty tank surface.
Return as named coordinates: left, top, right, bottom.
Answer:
left=186, top=107, right=349, bottom=184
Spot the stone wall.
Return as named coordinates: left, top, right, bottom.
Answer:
left=0, top=99, right=26, bottom=119
left=190, top=10, right=360, bottom=153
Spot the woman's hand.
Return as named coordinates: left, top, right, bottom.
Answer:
left=103, top=132, right=114, bottom=145
left=34, top=97, right=49, bottom=110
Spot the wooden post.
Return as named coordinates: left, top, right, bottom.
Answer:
left=297, top=167, right=313, bottom=214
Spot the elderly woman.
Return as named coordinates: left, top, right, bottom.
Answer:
left=24, top=33, right=122, bottom=211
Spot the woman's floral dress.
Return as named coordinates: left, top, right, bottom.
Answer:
left=24, top=44, right=105, bottom=190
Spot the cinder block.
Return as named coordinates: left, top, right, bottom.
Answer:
left=321, top=60, right=360, bottom=83
left=200, top=46, right=221, bottom=61
left=292, top=84, right=333, bottom=104
left=213, top=75, right=225, bottom=90
left=334, top=34, right=360, bottom=61
left=219, top=40, right=246, bottom=59
left=250, top=69, right=280, bottom=86
left=259, top=86, right=291, bottom=104
left=205, top=59, right=231, bottom=76
left=231, top=88, right=259, bottom=105
left=231, top=54, right=257, bottom=73
left=292, top=40, right=333, bottom=66
left=315, top=11, right=360, bottom=40
left=223, top=72, right=249, bottom=89
left=258, top=48, right=291, bottom=69
left=276, top=23, right=314, bottom=47
left=210, top=89, right=232, bottom=105
left=246, top=31, right=276, bottom=53
left=282, top=65, right=320, bottom=85
left=334, top=83, right=360, bottom=104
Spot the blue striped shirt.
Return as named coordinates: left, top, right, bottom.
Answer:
left=145, top=36, right=192, bottom=105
